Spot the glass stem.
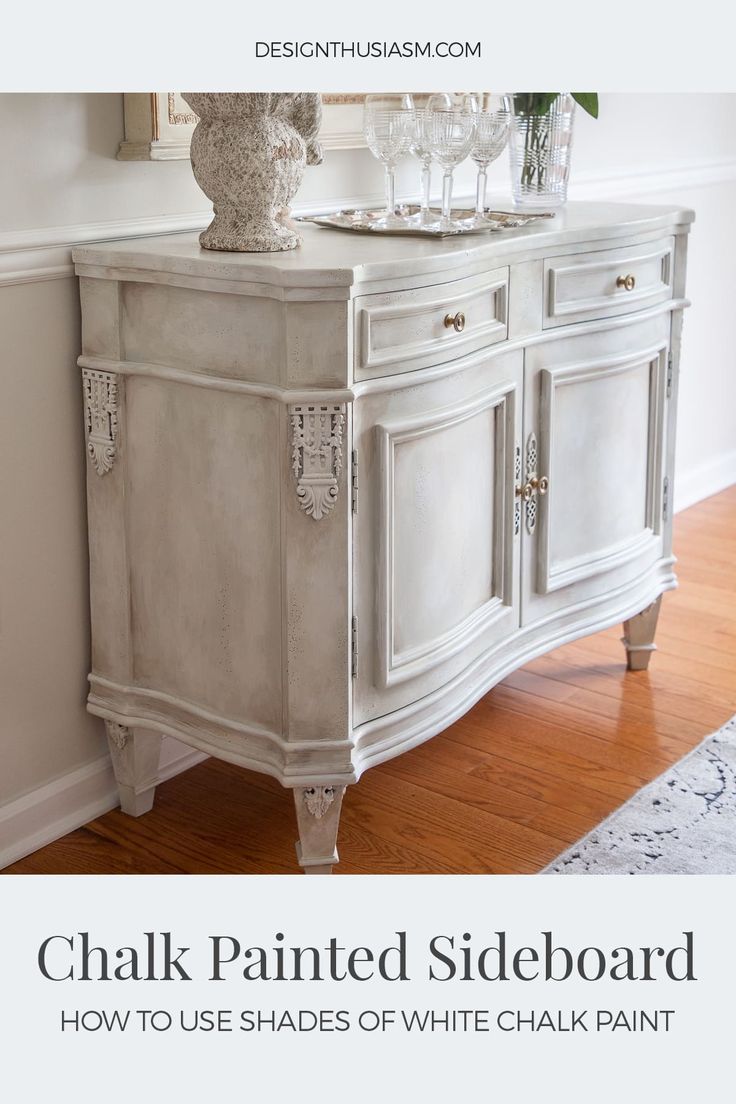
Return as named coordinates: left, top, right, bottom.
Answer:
left=441, top=169, right=453, bottom=225
left=475, top=167, right=488, bottom=215
left=421, top=161, right=431, bottom=212
left=384, top=164, right=396, bottom=218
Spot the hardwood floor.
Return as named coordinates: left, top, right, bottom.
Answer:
left=6, top=486, right=736, bottom=875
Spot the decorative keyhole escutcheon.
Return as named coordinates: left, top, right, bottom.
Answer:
left=520, top=433, right=550, bottom=535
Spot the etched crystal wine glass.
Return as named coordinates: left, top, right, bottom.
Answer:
left=409, top=94, right=434, bottom=227
left=426, top=93, right=479, bottom=231
left=469, top=108, right=510, bottom=226
left=363, top=94, right=415, bottom=228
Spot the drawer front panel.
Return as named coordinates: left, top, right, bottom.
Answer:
left=544, top=237, right=674, bottom=328
left=355, top=267, right=508, bottom=380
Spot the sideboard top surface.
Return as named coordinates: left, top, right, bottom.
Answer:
left=73, top=200, right=694, bottom=295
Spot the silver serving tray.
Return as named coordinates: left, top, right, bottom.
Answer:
left=296, top=205, right=555, bottom=238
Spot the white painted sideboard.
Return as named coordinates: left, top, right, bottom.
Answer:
left=73, top=200, right=693, bottom=873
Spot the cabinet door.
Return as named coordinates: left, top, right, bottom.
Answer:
left=353, top=349, right=522, bottom=726
left=522, top=313, right=671, bottom=625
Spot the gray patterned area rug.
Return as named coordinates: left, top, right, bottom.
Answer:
left=546, top=715, right=736, bottom=874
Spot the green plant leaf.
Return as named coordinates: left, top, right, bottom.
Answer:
left=571, top=93, right=599, bottom=118
left=513, top=93, right=558, bottom=116
left=512, top=92, right=599, bottom=118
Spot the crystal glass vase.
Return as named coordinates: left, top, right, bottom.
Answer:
left=507, top=93, right=576, bottom=209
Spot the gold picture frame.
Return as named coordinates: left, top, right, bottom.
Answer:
left=118, top=93, right=367, bottom=161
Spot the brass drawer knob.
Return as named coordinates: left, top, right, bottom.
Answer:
left=444, top=310, right=466, bottom=333
left=616, top=274, right=636, bottom=291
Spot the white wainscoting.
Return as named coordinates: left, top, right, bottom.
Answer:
left=3, top=157, right=734, bottom=287
left=1, top=156, right=734, bottom=870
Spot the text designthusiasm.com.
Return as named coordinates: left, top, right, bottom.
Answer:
left=254, top=40, right=482, bottom=59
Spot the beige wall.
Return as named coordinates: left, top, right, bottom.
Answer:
left=1, top=93, right=735, bottom=833
left=0, top=277, right=98, bottom=797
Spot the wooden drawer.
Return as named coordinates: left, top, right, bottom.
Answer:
left=544, top=237, right=674, bottom=328
left=354, top=267, right=508, bottom=380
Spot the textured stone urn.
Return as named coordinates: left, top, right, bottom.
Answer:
left=181, top=93, right=323, bottom=252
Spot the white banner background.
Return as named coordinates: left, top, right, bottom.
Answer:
left=1, top=874, right=733, bottom=1103
left=2, top=0, right=736, bottom=91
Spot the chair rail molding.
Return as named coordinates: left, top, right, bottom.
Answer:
left=2, top=157, right=734, bottom=288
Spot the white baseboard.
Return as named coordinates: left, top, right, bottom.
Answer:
left=675, top=449, right=736, bottom=513
left=0, top=736, right=207, bottom=870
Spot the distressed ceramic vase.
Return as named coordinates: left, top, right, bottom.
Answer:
left=182, top=93, right=323, bottom=252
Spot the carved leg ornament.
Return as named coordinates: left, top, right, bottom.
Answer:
left=105, top=721, right=162, bottom=817
left=293, top=785, right=346, bottom=874
left=621, top=596, right=662, bottom=671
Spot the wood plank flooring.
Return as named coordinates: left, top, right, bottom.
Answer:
left=5, top=486, right=736, bottom=875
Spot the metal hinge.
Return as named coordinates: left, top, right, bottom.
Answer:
left=662, top=476, right=670, bottom=521
left=666, top=351, right=674, bottom=398
left=351, top=616, right=358, bottom=678
left=351, top=449, right=358, bottom=514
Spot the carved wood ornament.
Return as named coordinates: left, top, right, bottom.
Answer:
left=105, top=720, right=130, bottom=750
left=303, top=786, right=336, bottom=818
left=83, top=369, right=119, bottom=475
left=289, top=403, right=346, bottom=520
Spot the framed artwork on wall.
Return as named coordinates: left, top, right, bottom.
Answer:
left=117, top=93, right=366, bottom=160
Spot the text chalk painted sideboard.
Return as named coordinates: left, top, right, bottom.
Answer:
left=74, top=200, right=693, bottom=873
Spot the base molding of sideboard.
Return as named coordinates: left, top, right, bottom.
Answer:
left=352, top=570, right=676, bottom=778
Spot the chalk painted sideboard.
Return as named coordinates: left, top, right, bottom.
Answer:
left=74, top=200, right=693, bottom=872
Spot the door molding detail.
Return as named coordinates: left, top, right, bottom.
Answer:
left=536, top=342, right=668, bottom=594
left=375, top=382, right=516, bottom=688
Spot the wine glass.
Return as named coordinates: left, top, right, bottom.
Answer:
left=469, top=109, right=510, bottom=226
left=363, top=94, right=415, bottom=227
left=426, top=93, right=479, bottom=231
left=409, top=94, right=434, bottom=227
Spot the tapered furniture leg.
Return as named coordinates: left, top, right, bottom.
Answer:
left=621, top=596, right=662, bottom=671
left=293, top=785, right=346, bottom=874
left=105, top=721, right=162, bottom=816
